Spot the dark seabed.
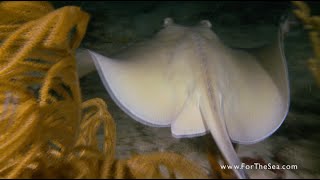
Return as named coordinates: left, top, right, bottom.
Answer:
left=53, top=1, right=320, bottom=178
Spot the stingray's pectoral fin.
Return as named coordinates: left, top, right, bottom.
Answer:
left=248, top=19, right=290, bottom=105
left=223, top=17, right=290, bottom=144
left=79, top=48, right=209, bottom=138
left=84, top=48, right=190, bottom=128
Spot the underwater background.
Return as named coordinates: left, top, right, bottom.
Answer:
left=52, top=1, right=320, bottom=178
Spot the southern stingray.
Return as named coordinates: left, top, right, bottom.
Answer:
left=75, top=17, right=290, bottom=179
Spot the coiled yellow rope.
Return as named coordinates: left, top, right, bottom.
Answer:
left=0, top=1, right=208, bottom=178
left=292, top=1, right=320, bottom=87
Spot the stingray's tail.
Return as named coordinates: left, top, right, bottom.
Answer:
left=199, top=95, right=249, bottom=179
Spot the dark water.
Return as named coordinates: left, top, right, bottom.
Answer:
left=52, top=1, right=320, bottom=178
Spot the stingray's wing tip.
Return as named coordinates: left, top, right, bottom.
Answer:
left=75, top=48, right=98, bottom=78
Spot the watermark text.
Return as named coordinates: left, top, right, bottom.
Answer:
left=221, top=163, right=298, bottom=170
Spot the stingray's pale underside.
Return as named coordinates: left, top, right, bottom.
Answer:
left=76, top=18, right=290, bottom=179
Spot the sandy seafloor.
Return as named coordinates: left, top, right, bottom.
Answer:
left=53, top=1, right=320, bottom=179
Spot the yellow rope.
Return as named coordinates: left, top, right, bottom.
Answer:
left=0, top=1, right=208, bottom=178
left=292, top=1, right=320, bottom=87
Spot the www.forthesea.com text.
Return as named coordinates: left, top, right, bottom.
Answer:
left=221, top=163, right=298, bottom=170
